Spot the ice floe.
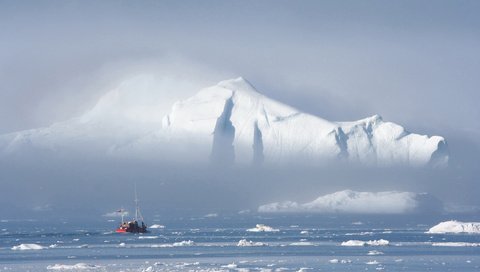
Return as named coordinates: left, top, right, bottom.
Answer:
left=237, top=239, right=268, bottom=247
left=11, top=243, right=44, bottom=250
left=289, top=241, right=314, bottom=246
left=329, top=259, right=352, bottom=264
left=432, top=242, right=480, bottom=247
left=149, top=224, right=165, bottom=229
left=246, top=224, right=279, bottom=232
left=46, top=263, right=101, bottom=270
left=341, top=239, right=389, bottom=246
left=150, top=240, right=195, bottom=248
left=138, top=236, right=159, bottom=239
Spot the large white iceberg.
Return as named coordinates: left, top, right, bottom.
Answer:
left=427, top=220, right=480, bottom=234
left=0, top=77, right=447, bottom=167
left=258, top=190, right=442, bottom=214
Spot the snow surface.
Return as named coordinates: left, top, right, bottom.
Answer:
left=258, top=190, right=441, bottom=214
left=11, top=243, right=44, bottom=250
left=0, top=77, right=448, bottom=167
left=427, top=221, right=480, bottom=234
left=246, top=224, right=279, bottom=232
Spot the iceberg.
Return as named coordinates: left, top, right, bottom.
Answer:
left=237, top=239, right=267, bottom=247
left=432, top=242, right=480, bottom=247
left=150, top=240, right=195, bottom=248
left=259, top=190, right=442, bottom=214
left=427, top=220, right=480, bottom=234
left=246, top=224, right=279, bottom=232
left=46, top=263, right=101, bottom=270
left=341, top=239, right=389, bottom=246
left=11, top=243, right=44, bottom=250
left=149, top=224, right=165, bottom=229
left=0, top=77, right=447, bottom=167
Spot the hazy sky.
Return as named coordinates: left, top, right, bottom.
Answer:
left=1, top=0, right=479, bottom=216
left=1, top=0, right=479, bottom=136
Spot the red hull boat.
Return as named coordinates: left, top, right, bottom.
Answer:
left=115, top=186, right=148, bottom=233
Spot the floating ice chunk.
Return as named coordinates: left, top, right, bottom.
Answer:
left=328, top=259, right=351, bottom=264
left=341, top=240, right=366, bottom=246
left=345, top=232, right=373, bottom=236
left=141, top=266, right=153, bottom=272
left=237, top=239, right=267, bottom=247
left=341, top=239, right=389, bottom=246
left=204, top=213, right=218, bottom=218
left=149, top=224, right=165, bottom=229
left=11, top=243, right=44, bottom=250
left=46, top=263, right=101, bottom=270
left=172, top=240, right=195, bottom=247
left=246, top=224, right=279, bottom=232
left=118, top=243, right=126, bottom=247
left=48, top=244, right=58, bottom=248
left=366, top=260, right=380, bottom=265
left=289, top=241, right=314, bottom=246
left=427, top=220, right=480, bottom=234
left=222, top=262, right=237, bottom=269
left=432, top=242, right=480, bottom=247
left=151, top=240, right=195, bottom=247
left=138, top=236, right=158, bottom=239
left=368, top=239, right=390, bottom=246
left=300, top=230, right=309, bottom=234
left=368, top=250, right=384, bottom=255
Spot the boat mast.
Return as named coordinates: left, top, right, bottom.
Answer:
left=134, top=184, right=139, bottom=221
left=134, top=183, right=144, bottom=222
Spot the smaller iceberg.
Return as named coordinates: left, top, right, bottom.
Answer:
left=246, top=224, right=279, bottom=232
left=237, top=239, right=267, bottom=247
left=11, top=243, right=44, bottom=250
left=46, top=263, right=101, bottom=270
left=427, top=220, right=480, bottom=234
left=432, top=242, right=480, bottom=247
left=341, top=239, right=389, bottom=246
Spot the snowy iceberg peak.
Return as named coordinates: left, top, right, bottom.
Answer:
left=164, top=77, right=447, bottom=167
left=217, top=77, right=260, bottom=95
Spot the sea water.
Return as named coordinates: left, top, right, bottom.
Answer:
left=1, top=214, right=480, bottom=271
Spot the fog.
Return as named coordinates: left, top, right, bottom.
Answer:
left=0, top=0, right=479, bottom=219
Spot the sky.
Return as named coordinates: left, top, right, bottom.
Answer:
left=0, top=0, right=479, bottom=217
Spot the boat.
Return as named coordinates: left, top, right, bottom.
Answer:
left=115, top=186, right=148, bottom=233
